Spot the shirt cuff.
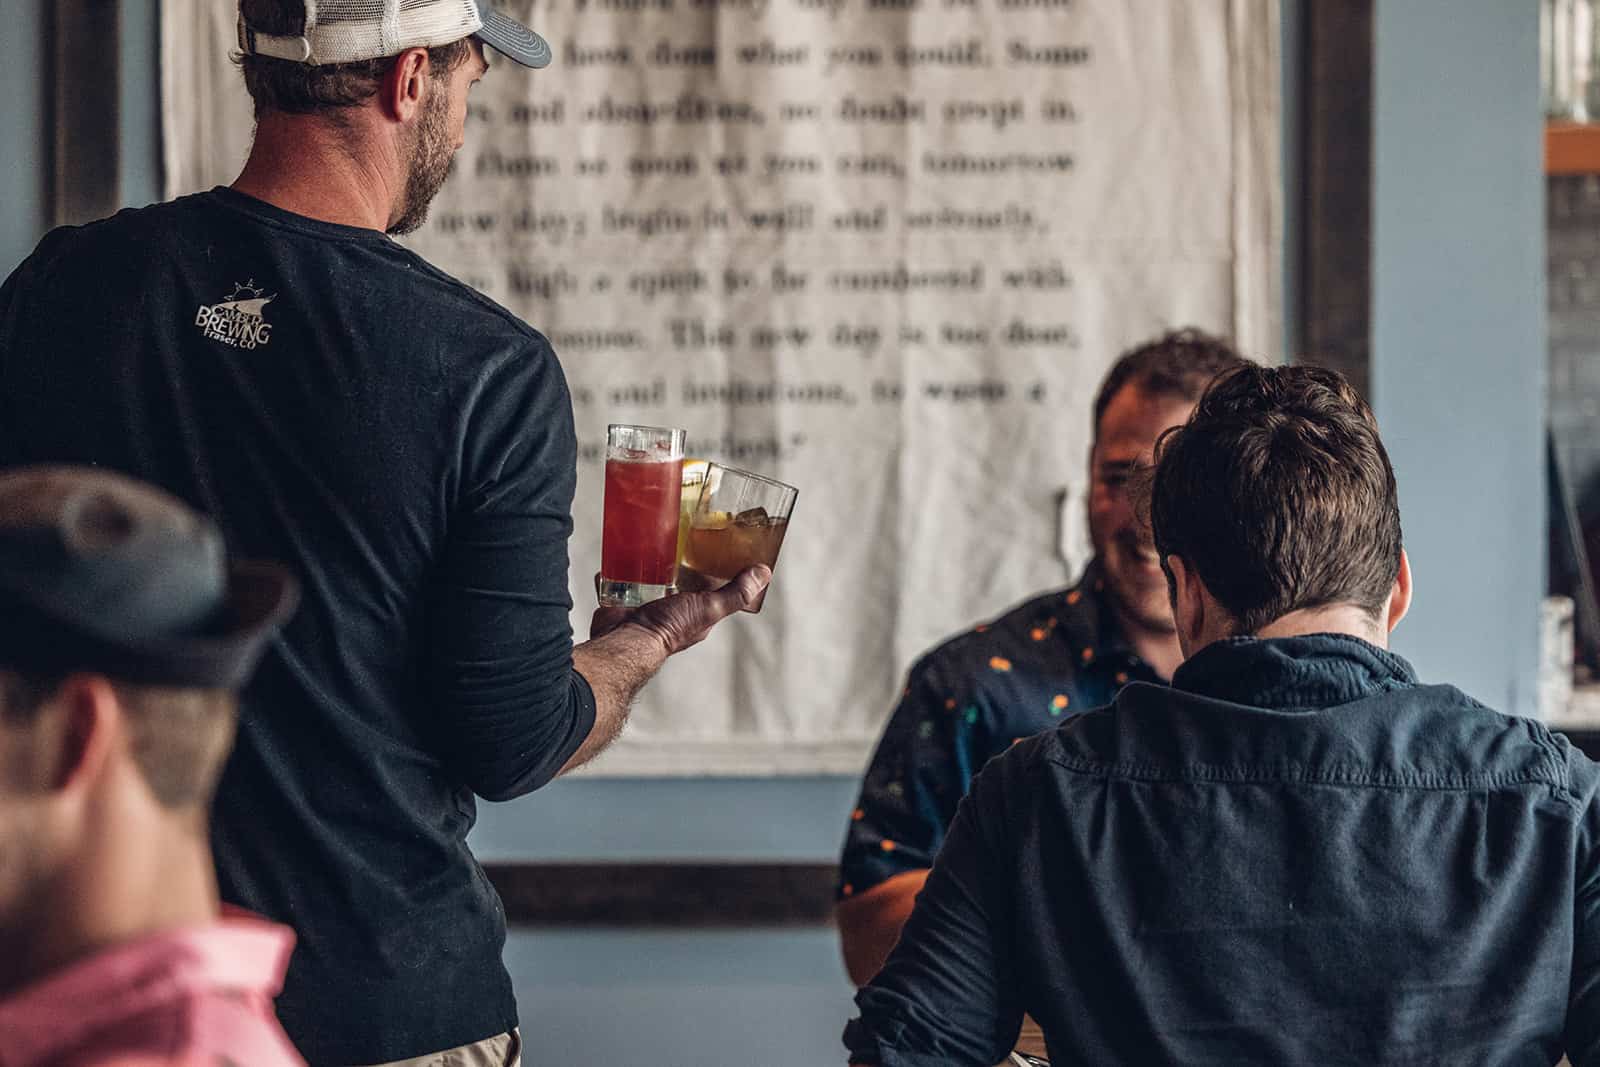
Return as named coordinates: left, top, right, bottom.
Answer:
left=844, top=1017, right=979, bottom=1067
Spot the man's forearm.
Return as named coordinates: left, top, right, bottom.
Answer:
left=836, top=869, right=931, bottom=986
left=563, top=623, right=670, bottom=774
left=559, top=566, right=770, bottom=776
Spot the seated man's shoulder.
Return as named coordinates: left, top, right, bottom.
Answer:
left=1022, top=692, right=1128, bottom=765
left=907, top=584, right=1080, bottom=682
left=957, top=717, right=1090, bottom=822
left=1400, top=682, right=1581, bottom=780
left=1411, top=691, right=1600, bottom=835
left=1031, top=675, right=1583, bottom=789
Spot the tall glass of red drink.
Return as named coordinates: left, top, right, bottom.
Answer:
left=598, top=424, right=686, bottom=607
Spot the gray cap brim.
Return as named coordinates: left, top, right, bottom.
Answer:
left=475, top=8, right=553, bottom=69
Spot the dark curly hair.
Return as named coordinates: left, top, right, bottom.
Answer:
left=1092, top=328, right=1251, bottom=441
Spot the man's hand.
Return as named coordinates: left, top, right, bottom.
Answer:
left=563, top=565, right=772, bottom=774
left=590, top=565, right=770, bottom=647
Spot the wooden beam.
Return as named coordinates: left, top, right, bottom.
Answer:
left=1559, top=728, right=1600, bottom=765
left=51, top=0, right=121, bottom=227
left=1547, top=123, right=1600, bottom=175
left=483, top=863, right=839, bottom=927
left=1299, top=0, right=1374, bottom=399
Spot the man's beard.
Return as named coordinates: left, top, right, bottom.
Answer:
left=387, top=87, right=455, bottom=236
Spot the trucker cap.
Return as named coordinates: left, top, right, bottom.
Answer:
left=0, top=466, right=299, bottom=689
left=237, top=0, right=553, bottom=70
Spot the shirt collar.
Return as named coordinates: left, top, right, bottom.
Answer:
left=1172, top=633, right=1418, bottom=709
left=0, top=914, right=295, bottom=1067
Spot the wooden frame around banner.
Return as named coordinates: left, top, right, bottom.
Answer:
left=51, top=0, right=122, bottom=227
left=1297, top=0, right=1373, bottom=398
left=484, top=863, right=840, bottom=926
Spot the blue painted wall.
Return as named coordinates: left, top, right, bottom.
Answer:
left=0, top=0, right=1548, bottom=1063
left=0, top=0, right=164, bottom=270
left=0, top=1, right=49, bottom=273
left=119, top=0, right=163, bottom=209
left=1372, top=0, right=1545, bottom=716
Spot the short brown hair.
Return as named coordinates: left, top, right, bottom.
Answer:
left=0, top=671, right=237, bottom=810
left=237, top=0, right=470, bottom=118
left=1149, top=364, right=1403, bottom=634
left=1093, top=328, right=1251, bottom=440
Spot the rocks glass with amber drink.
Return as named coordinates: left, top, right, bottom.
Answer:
left=679, top=462, right=797, bottom=609
left=598, top=424, right=685, bottom=607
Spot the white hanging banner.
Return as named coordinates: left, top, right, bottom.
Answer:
left=163, top=0, right=1280, bottom=775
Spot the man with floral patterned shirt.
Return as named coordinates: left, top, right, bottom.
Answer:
left=836, top=329, right=1251, bottom=986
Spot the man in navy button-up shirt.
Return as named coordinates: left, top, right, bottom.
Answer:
left=846, top=365, right=1600, bottom=1066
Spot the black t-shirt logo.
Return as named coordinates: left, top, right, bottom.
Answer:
left=194, top=279, right=276, bottom=350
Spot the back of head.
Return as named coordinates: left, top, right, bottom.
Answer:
left=237, top=0, right=471, bottom=118
left=1149, top=365, right=1402, bottom=634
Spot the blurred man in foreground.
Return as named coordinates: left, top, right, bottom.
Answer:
left=0, top=466, right=301, bottom=1065
left=836, top=330, right=1249, bottom=985
left=846, top=365, right=1600, bottom=1066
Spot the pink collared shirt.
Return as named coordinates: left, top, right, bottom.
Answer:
left=0, top=913, right=304, bottom=1067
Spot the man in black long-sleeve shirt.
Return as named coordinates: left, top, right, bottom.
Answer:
left=0, top=2, right=767, bottom=1063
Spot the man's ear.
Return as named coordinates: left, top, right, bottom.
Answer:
left=381, top=47, right=431, bottom=124
left=46, top=676, right=118, bottom=796
left=1385, top=548, right=1413, bottom=634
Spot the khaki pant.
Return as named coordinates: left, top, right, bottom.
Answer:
left=365, top=1029, right=521, bottom=1067
left=1013, top=1016, right=1046, bottom=1057
left=995, top=1017, right=1048, bottom=1066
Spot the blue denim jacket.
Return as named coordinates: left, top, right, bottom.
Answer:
left=846, top=634, right=1600, bottom=1066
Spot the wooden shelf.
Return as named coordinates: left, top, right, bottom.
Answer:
left=1548, top=122, right=1600, bottom=175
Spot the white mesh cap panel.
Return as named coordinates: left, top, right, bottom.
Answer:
left=395, top=0, right=482, bottom=49
left=302, top=0, right=480, bottom=64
